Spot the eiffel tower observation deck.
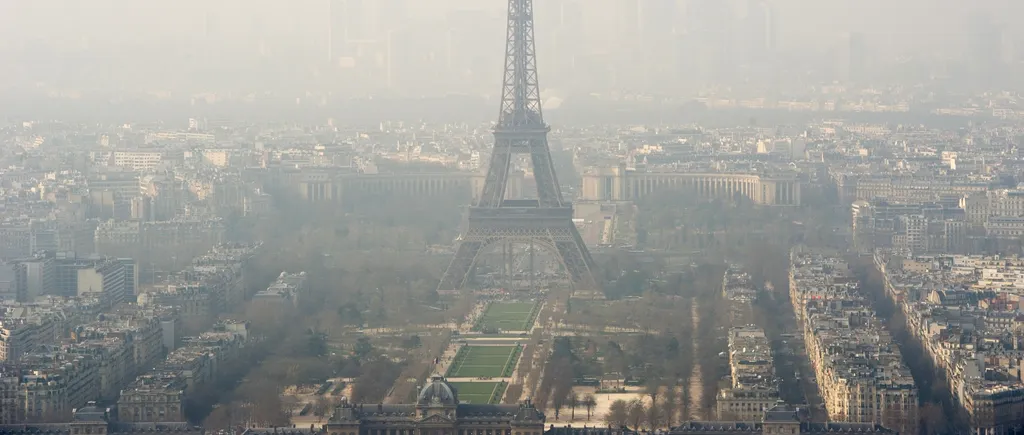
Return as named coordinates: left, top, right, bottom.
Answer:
left=437, top=0, right=597, bottom=292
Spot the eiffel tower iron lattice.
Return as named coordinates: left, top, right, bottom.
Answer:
left=437, top=0, right=597, bottom=292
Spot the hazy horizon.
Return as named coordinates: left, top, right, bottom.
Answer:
left=2, top=0, right=1023, bottom=98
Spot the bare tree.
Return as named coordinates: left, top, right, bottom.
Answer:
left=583, top=394, right=597, bottom=421
left=605, top=399, right=630, bottom=429
left=552, top=393, right=566, bottom=420
left=645, top=378, right=661, bottom=408
left=505, top=383, right=524, bottom=403
left=627, top=399, right=647, bottom=430
left=568, top=390, right=579, bottom=420
left=662, top=383, right=678, bottom=428
left=313, top=396, right=331, bottom=423
left=920, top=402, right=950, bottom=435
left=646, top=400, right=662, bottom=430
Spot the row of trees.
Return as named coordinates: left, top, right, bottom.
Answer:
left=692, top=264, right=730, bottom=415
left=603, top=394, right=686, bottom=431
left=635, top=189, right=795, bottom=253
left=551, top=391, right=599, bottom=420
left=533, top=263, right=732, bottom=425
left=197, top=165, right=527, bottom=428
left=203, top=196, right=456, bottom=427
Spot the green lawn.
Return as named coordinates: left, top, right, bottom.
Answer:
left=474, top=302, right=539, bottom=332
left=448, top=381, right=507, bottom=404
left=446, top=345, right=521, bottom=378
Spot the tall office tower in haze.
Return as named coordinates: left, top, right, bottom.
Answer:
left=638, top=0, right=679, bottom=91
left=615, top=0, right=644, bottom=90
left=327, top=0, right=410, bottom=91
left=742, top=0, right=776, bottom=60
left=838, top=32, right=866, bottom=83
left=680, top=0, right=736, bottom=86
left=966, top=14, right=1004, bottom=87
left=537, top=0, right=585, bottom=90
left=327, top=0, right=343, bottom=62
left=342, top=0, right=376, bottom=43
left=541, top=0, right=620, bottom=92
left=443, top=8, right=501, bottom=94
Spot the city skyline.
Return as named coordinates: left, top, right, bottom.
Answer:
left=3, top=1, right=1024, bottom=432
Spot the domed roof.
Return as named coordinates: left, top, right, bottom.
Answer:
left=417, top=375, right=458, bottom=406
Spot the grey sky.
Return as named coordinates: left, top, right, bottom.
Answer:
left=2, top=0, right=1016, bottom=48
left=1, top=1, right=1021, bottom=96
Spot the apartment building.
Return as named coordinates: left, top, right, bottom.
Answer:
left=76, top=258, right=128, bottom=308
left=12, top=351, right=100, bottom=422
left=113, top=151, right=163, bottom=172
left=835, top=174, right=987, bottom=204
left=117, top=321, right=249, bottom=424
left=0, top=309, right=61, bottom=362
left=250, top=271, right=308, bottom=320
left=117, top=374, right=186, bottom=423
left=717, top=326, right=779, bottom=421
left=850, top=199, right=967, bottom=255
left=67, top=338, right=134, bottom=402
left=12, top=256, right=55, bottom=302
left=0, top=375, right=17, bottom=424
left=790, top=250, right=919, bottom=435
left=876, top=252, right=1024, bottom=434
left=77, top=312, right=165, bottom=374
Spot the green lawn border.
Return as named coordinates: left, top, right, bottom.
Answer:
left=472, top=301, right=540, bottom=332
left=449, top=381, right=508, bottom=404
left=500, top=344, right=523, bottom=377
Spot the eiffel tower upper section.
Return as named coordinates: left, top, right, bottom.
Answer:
left=497, top=0, right=545, bottom=131
left=475, top=0, right=565, bottom=210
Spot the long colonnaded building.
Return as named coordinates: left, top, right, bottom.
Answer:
left=260, top=165, right=800, bottom=207
left=579, top=165, right=802, bottom=206
left=264, top=167, right=530, bottom=205
left=547, top=404, right=895, bottom=435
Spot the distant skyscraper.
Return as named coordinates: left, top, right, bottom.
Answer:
left=969, top=15, right=1001, bottom=64
left=743, top=0, right=776, bottom=55
left=638, top=0, right=678, bottom=91
left=442, top=8, right=496, bottom=92
left=538, top=0, right=586, bottom=90
left=621, top=0, right=641, bottom=40
left=640, top=0, right=678, bottom=38
left=346, top=0, right=376, bottom=42
left=838, top=32, right=866, bottom=83
left=328, top=0, right=343, bottom=62
left=682, top=0, right=736, bottom=85
left=1000, top=30, right=1016, bottom=65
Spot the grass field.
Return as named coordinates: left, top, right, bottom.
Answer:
left=473, top=302, right=540, bottom=332
left=448, top=381, right=507, bottom=404
left=446, top=345, right=522, bottom=378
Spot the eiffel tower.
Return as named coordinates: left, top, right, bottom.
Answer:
left=437, top=0, right=597, bottom=292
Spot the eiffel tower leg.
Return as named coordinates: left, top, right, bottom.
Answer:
left=530, top=142, right=562, bottom=207
left=555, top=240, right=595, bottom=289
left=438, top=241, right=484, bottom=291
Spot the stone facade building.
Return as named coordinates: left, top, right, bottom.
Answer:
left=326, top=376, right=545, bottom=435
left=547, top=405, right=894, bottom=435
